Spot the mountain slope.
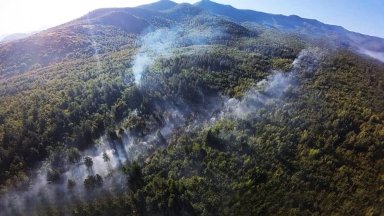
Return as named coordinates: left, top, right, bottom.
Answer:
left=1, top=0, right=383, bottom=79
left=0, top=25, right=137, bottom=78
left=81, top=11, right=149, bottom=33
left=1, top=1, right=384, bottom=215
left=0, top=33, right=31, bottom=43
left=139, top=0, right=178, bottom=11
left=195, top=0, right=384, bottom=56
left=195, top=0, right=345, bottom=32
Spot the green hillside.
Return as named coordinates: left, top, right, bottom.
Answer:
left=0, top=1, right=384, bottom=215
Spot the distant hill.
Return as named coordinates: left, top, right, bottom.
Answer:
left=0, top=33, right=30, bottom=43
left=194, top=0, right=384, bottom=54
left=138, top=0, right=178, bottom=11
left=1, top=0, right=383, bottom=78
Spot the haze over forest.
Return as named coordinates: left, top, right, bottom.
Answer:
left=0, top=1, right=383, bottom=215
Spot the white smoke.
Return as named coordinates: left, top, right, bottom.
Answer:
left=0, top=23, right=231, bottom=215
left=0, top=93, right=225, bottom=216
left=132, top=28, right=180, bottom=84
left=359, top=48, right=384, bottom=63
left=221, top=47, right=326, bottom=119
left=131, top=23, right=229, bottom=84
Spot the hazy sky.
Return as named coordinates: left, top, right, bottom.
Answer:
left=0, top=0, right=383, bottom=38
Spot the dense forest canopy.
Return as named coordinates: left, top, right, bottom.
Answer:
left=0, top=0, right=384, bottom=215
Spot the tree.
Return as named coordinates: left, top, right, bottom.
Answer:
left=83, top=174, right=103, bottom=190
left=46, top=168, right=61, bottom=184
left=84, top=156, right=93, bottom=168
left=102, top=152, right=110, bottom=163
left=68, top=147, right=81, bottom=163
left=103, top=152, right=113, bottom=175
left=67, top=179, right=76, bottom=189
left=123, top=161, right=144, bottom=192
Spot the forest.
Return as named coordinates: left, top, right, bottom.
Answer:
left=1, top=1, right=384, bottom=215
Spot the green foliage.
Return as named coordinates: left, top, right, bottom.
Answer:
left=0, top=47, right=138, bottom=187
left=46, top=168, right=61, bottom=184
left=84, top=156, right=93, bottom=168
left=68, top=147, right=81, bottom=163
left=123, top=161, right=144, bottom=192
left=58, top=49, right=384, bottom=215
left=271, top=58, right=293, bottom=71
left=83, top=174, right=103, bottom=190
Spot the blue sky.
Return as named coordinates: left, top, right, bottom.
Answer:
left=0, top=0, right=383, bottom=38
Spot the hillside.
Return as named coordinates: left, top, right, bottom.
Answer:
left=196, top=0, right=384, bottom=50
left=0, top=33, right=31, bottom=43
left=0, top=1, right=384, bottom=215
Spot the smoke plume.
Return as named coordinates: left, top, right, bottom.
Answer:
left=132, top=28, right=181, bottom=84
left=221, top=47, right=326, bottom=119
left=359, top=48, right=384, bottom=63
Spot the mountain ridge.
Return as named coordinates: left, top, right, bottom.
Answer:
left=0, top=0, right=381, bottom=68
